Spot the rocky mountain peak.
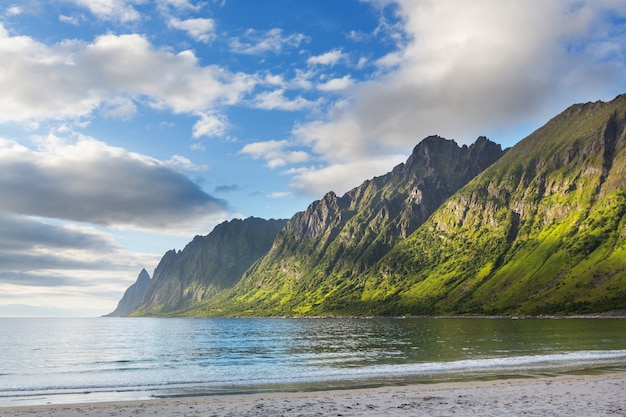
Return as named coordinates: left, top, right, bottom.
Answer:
left=104, top=269, right=151, bottom=317
left=132, top=217, right=287, bottom=315
left=235, top=135, right=507, bottom=313
left=109, top=94, right=626, bottom=317
left=284, top=191, right=350, bottom=242
left=137, top=268, right=150, bottom=284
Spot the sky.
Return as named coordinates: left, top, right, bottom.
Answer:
left=1, top=0, right=626, bottom=317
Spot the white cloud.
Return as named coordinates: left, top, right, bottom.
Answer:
left=0, top=212, right=161, bottom=316
left=288, top=155, right=406, bottom=197
left=101, top=97, right=138, bottom=119
left=165, top=154, right=209, bottom=172
left=294, top=0, right=626, bottom=172
left=263, top=73, right=286, bottom=86
left=317, top=75, right=354, bottom=92
left=72, top=0, right=142, bottom=22
left=346, top=30, right=369, bottom=42
left=291, top=69, right=315, bottom=90
left=230, top=28, right=308, bottom=55
left=292, top=116, right=368, bottom=163
left=0, top=135, right=228, bottom=233
left=0, top=27, right=255, bottom=131
left=157, top=0, right=203, bottom=11
left=239, top=140, right=310, bottom=168
left=192, top=112, right=229, bottom=138
left=0, top=212, right=116, bottom=253
left=7, top=6, right=21, bottom=15
left=168, top=17, right=216, bottom=42
left=307, top=48, right=348, bottom=66
left=59, top=14, right=80, bottom=25
left=252, top=89, right=319, bottom=111
left=267, top=191, right=291, bottom=199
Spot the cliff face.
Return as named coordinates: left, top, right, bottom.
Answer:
left=197, top=136, right=506, bottom=316
left=115, top=94, right=626, bottom=317
left=358, top=94, right=626, bottom=315
left=131, top=217, right=287, bottom=316
left=104, top=269, right=151, bottom=317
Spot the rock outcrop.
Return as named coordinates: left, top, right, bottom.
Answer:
left=104, top=269, right=151, bottom=317
left=131, top=217, right=287, bottom=316
left=202, top=136, right=506, bottom=315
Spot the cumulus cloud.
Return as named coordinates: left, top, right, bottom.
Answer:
left=291, top=0, right=626, bottom=195
left=192, top=112, right=229, bottom=138
left=157, top=0, right=203, bottom=12
left=164, top=154, right=209, bottom=172
left=239, top=140, right=310, bottom=168
left=0, top=136, right=228, bottom=232
left=72, top=0, right=142, bottom=22
left=229, top=28, right=308, bottom=55
left=307, top=48, right=348, bottom=66
left=7, top=6, right=21, bottom=15
left=168, top=17, right=216, bottom=42
left=291, top=69, right=316, bottom=90
left=288, top=155, right=406, bottom=197
left=252, top=89, right=319, bottom=111
left=287, top=0, right=626, bottom=197
left=292, top=116, right=369, bottom=162
left=0, top=27, right=254, bottom=129
left=317, top=75, right=354, bottom=92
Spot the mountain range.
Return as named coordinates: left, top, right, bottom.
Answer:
left=109, top=94, right=626, bottom=317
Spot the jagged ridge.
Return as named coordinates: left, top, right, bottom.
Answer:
left=131, top=217, right=287, bottom=316
left=192, top=136, right=505, bottom=316
left=115, top=94, right=626, bottom=317
left=354, top=94, right=626, bottom=315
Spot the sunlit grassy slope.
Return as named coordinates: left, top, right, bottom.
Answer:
left=136, top=95, right=626, bottom=317
left=351, top=95, right=626, bottom=316
left=205, top=95, right=625, bottom=316
left=184, top=137, right=506, bottom=316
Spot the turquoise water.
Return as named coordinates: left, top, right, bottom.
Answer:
left=1, top=317, right=625, bottom=407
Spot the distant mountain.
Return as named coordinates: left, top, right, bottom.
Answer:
left=130, top=217, right=287, bottom=316
left=115, top=94, right=626, bottom=317
left=104, top=269, right=151, bottom=317
left=189, top=136, right=506, bottom=316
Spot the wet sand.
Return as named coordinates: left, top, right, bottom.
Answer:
left=3, top=372, right=625, bottom=416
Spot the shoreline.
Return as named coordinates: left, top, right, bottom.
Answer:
left=4, top=371, right=625, bottom=416
left=101, top=311, right=626, bottom=319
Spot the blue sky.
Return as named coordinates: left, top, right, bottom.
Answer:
left=1, top=0, right=625, bottom=317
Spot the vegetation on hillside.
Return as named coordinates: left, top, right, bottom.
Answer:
left=120, top=95, right=626, bottom=317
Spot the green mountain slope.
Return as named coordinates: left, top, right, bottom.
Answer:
left=122, top=94, right=626, bottom=317
left=131, top=217, right=287, bottom=316
left=190, top=136, right=505, bottom=316
left=352, top=94, right=626, bottom=316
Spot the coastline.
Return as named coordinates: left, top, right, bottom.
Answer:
left=115, top=309, right=626, bottom=319
left=3, top=371, right=625, bottom=417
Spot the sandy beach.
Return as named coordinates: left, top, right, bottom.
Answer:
left=3, top=371, right=625, bottom=417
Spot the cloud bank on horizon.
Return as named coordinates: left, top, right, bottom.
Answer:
left=1, top=0, right=625, bottom=316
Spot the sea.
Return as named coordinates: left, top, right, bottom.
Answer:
left=1, top=317, right=625, bottom=407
